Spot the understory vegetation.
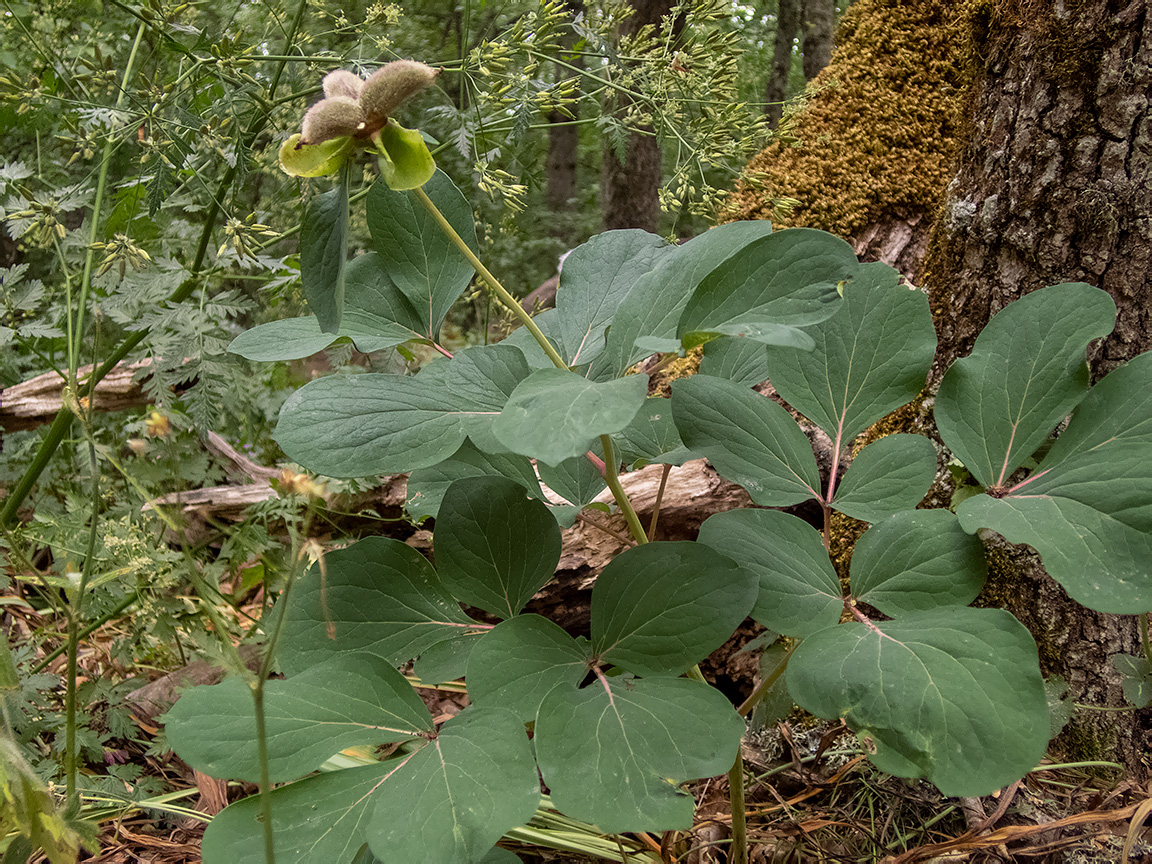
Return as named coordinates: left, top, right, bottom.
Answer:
left=2, top=1, right=1150, bottom=863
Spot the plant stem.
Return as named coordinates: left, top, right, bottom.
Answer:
left=31, top=592, right=137, bottom=675
left=64, top=433, right=103, bottom=805
left=411, top=186, right=568, bottom=370
left=727, top=756, right=747, bottom=864
left=600, top=435, right=647, bottom=546
left=1142, top=613, right=1152, bottom=667
left=71, top=22, right=145, bottom=383
left=737, top=643, right=795, bottom=718
left=647, top=464, right=671, bottom=541
left=252, top=680, right=276, bottom=864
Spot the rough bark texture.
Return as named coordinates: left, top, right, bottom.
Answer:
left=923, top=0, right=1152, bottom=774
left=766, top=0, right=802, bottom=129
left=727, top=0, right=961, bottom=284
left=601, top=0, right=678, bottom=231
left=801, top=0, right=835, bottom=82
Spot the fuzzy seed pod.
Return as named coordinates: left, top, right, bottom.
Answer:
left=359, top=60, right=438, bottom=128
left=322, top=69, right=364, bottom=100
left=300, top=95, right=364, bottom=145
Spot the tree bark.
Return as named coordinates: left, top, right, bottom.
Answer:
left=766, top=0, right=802, bottom=128
left=801, top=0, right=835, bottom=82
left=545, top=0, right=585, bottom=243
left=601, top=0, right=679, bottom=232
left=924, top=0, right=1152, bottom=774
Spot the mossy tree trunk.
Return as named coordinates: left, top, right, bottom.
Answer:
left=924, top=0, right=1152, bottom=774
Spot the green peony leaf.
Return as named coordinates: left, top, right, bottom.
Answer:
left=849, top=510, right=987, bottom=616
left=676, top=228, right=850, bottom=348
left=201, top=763, right=394, bottom=864
left=535, top=677, right=744, bottom=833
left=434, top=476, right=562, bottom=619
left=405, top=439, right=543, bottom=523
left=762, top=262, right=935, bottom=444
left=698, top=337, right=771, bottom=388
left=831, top=433, right=938, bottom=523
left=299, top=172, right=350, bottom=334
left=611, top=397, right=695, bottom=467
left=365, top=707, right=540, bottom=863
left=165, top=654, right=432, bottom=783
left=588, top=220, right=775, bottom=380
left=788, top=607, right=1048, bottom=796
left=366, top=169, right=476, bottom=336
left=555, top=230, right=673, bottom=366
left=956, top=350, right=1152, bottom=613
left=592, top=541, right=757, bottom=676
left=413, top=632, right=483, bottom=684
left=493, top=369, right=648, bottom=466
left=466, top=615, right=590, bottom=721
left=697, top=508, right=841, bottom=638
left=275, top=344, right=528, bottom=477
left=537, top=454, right=607, bottom=514
left=1110, top=654, right=1152, bottom=708
left=671, top=375, right=821, bottom=506
left=277, top=537, right=480, bottom=677
left=936, top=283, right=1115, bottom=490
left=376, top=118, right=436, bottom=190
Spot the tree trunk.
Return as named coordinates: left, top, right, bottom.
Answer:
left=766, top=0, right=802, bottom=128
left=601, top=0, right=678, bottom=232
left=924, top=0, right=1152, bottom=774
left=545, top=0, right=584, bottom=243
left=800, top=0, right=835, bottom=82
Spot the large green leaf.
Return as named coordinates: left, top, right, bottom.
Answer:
left=228, top=253, right=429, bottom=361
left=277, top=537, right=480, bottom=677
left=413, top=632, right=484, bottom=684
left=537, top=454, right=607, bottom=513
left=787, top=608, right=1048, bottom=796
left=698, top=337, right=771, bottom=388
left=497, top=308, right=567, bottom=370
left=493, top=369, right=648, bottom=466
left=365, top=707, right=540, bottom=863
left=366, top=169, right=476, bottom=336
left=300, top=174, right=349, bottom=334
left=588, top=220, right=775, bottom=380
left=435, top=477, right=562, bottom=618
left=611, top=397, right=694, bottom=467
left=936, top=283, right=1116, bottom=490
left=535, top=677, right=744, bottom=833
left=696, top=508, right=841, bottom=638
left=275, top=344, right=528, bottom=477
left=592, top=541, right=757, bottom=676
left=956, top=350, right=1152, bottom=613
left=671, top=375, right=821, bottom=506
left=466, top=615, right=590, bottom=720
left=406, top=439, right=542, bottom=523
left=850, top=510, right=987, bottom=616
left=556, top=230, right=672, bottom=366
left=201, top=763, right=393, bottom=864
left=831, top=433, right=938, bottom=523
left=676, top=228, right=850, bottom=348
left=763, top=262, right=935, bottom=447
left=165, top=654, right=431, bottom=783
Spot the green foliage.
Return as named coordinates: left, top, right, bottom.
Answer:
left=165, top=154, right=1152, bottom=861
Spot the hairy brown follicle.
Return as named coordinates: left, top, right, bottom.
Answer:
left=300, top=95, right=364, bottom=145
left=322, top=69, right=364, bottom=100
left=359, top=60, right=439, bottom=130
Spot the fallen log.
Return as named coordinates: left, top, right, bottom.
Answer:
left=0, top=360, right=160, bottom=432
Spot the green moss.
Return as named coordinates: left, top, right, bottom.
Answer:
left=723, top=0, right=962, bottom=240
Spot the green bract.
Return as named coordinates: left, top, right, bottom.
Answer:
left=185, top=164, right=1152, bottom=863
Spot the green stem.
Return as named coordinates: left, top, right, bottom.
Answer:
left=64, top=433, right=103, bottom=805
left=1141, top=613, right=1152, bottom=667
left=728, top=756, right=747, bottom=864
left=30, top=592, right=137, bottom=675
left=252, top=681, right=276, bottom=864
left=0, top=0, right=309, bottom=530
left=737, top=643, right=795, bottom=718
left=599, top=435, right=647, bottom=546
left=71, top=22, right=145, bottom=383
left=411, top=186, right=568, bottom=370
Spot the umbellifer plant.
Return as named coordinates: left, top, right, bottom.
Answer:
left=164, top=63, right=1152, bottom=864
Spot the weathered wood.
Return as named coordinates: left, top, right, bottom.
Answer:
left=0, top=360, right=157, bottom=432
